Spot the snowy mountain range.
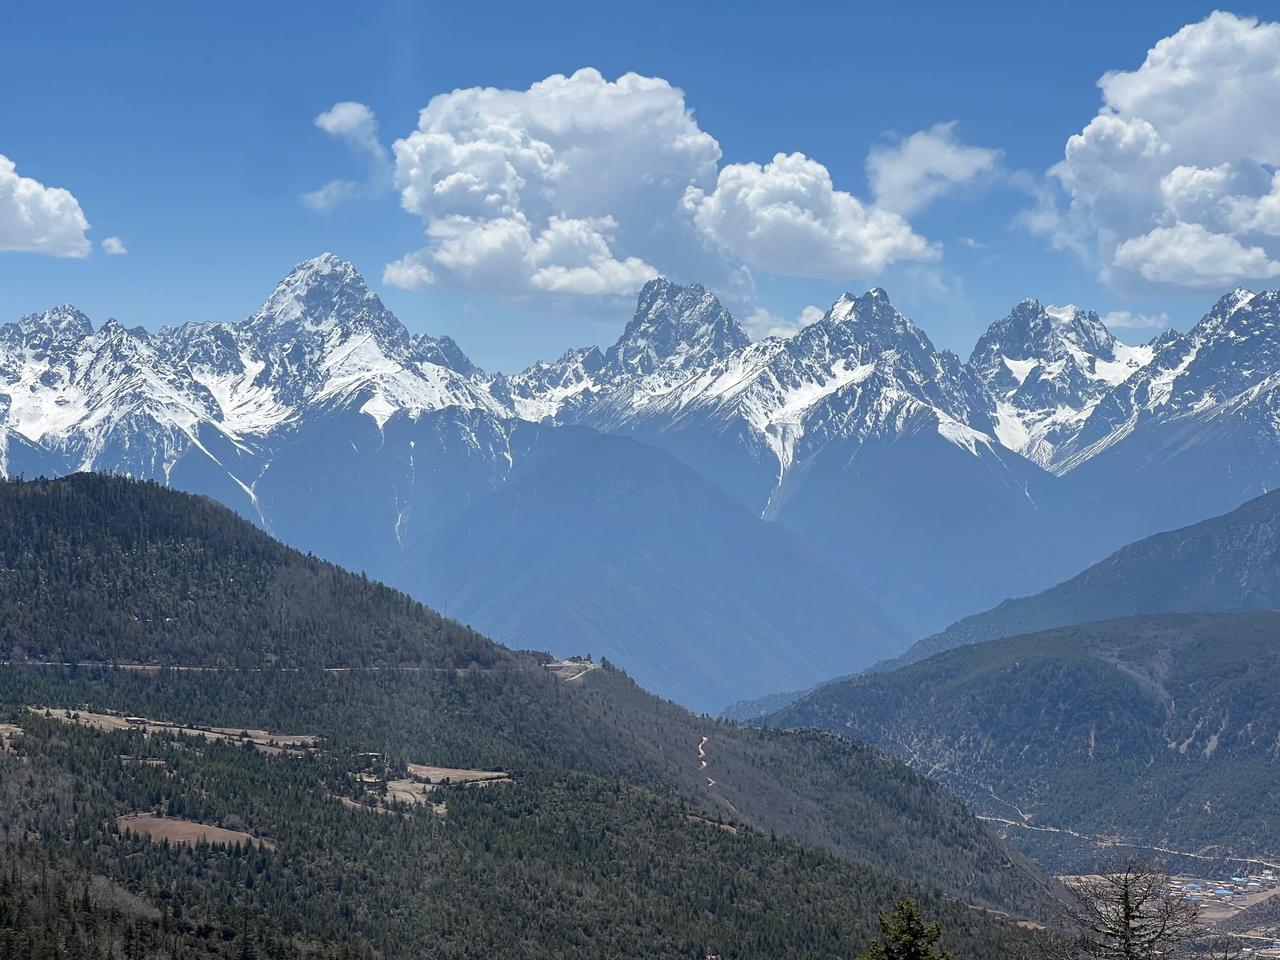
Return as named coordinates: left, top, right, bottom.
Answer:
left=5, top=253, right=1280, bottom=706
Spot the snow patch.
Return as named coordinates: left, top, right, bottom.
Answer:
left=1001, top=355, right=1038, bottom=386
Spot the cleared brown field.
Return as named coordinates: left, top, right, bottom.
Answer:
left=117, top=814, right=274, bottom=850
left=339, top=762, right=508, bottom=817
left=32, top=707, right=317, bottom=754
left=405, top=763, right=511, bottom=784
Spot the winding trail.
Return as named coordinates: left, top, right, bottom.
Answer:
left=977, top=815, right=1280, bottom=872
left=891, top=733, right=1280, bottom=872
left=697, top=735, right=716, bottom=787
left=544, top=659, right=600, bottom=682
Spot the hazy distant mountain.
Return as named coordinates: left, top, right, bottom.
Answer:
left=511, top=287, right=1066, bottom=632
left=887, top=486, right=1280, bottom=669
left=407, top=432, right=908, bottom=713
left=7, top=253, right=1280, bottom=703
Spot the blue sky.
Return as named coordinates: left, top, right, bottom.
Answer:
left=2, top=1, right=1276, bottom=371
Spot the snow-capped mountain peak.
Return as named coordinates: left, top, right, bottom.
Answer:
left=1051, top=287, right=1280, bottom=474
left=410, top=332, right=478, bottom=377
left=1, top=305, right=95, bottom=353
left=222, top=255, right=499, bottom=429
left=604, top=277, right=748, bottom=376
left=969, top=299, right=1154, bottom=469
left=497, top=346, right=605, bottom=422
left=245, top=253, right=409, bottom=350
left=0, top=254, right=507, bottom=486
left=817, top=287, right=933, bottom=349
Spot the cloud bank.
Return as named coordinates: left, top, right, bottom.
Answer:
left=1032, top=11, right=1280, bottom=289
left=307, top=69, right=995, bottom=306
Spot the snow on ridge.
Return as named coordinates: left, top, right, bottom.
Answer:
left=555, top=287, right=1002, bottom=477
left=7, top=255, right=1279, bottom=493
left=0, top=257, right=513, bottom=474
left=188, top=358, right=294, bottom=436
left=968, top=297, right=1161, bottom=469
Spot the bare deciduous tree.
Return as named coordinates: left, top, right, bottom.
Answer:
left=1191, top=934, right=1245, bottom=960
left=1059, top=859, right=1201, bottom=960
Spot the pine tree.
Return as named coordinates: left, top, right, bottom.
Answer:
left=858, top=900, right=952, bottom=960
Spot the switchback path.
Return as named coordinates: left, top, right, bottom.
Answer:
left=697, top=735, right=715, bottom=787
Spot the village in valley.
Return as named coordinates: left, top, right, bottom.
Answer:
left=1170, top=869, right=1280, bottom=955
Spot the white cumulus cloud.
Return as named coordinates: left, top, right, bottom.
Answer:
left=352, top=68, right=959, bottom=304
left=386, top=68, right=718, bottom=297
left=304, top=101, right=392, bottom=211
left=0, top=154, right=91, bottom=258
left=1114, top=222, right=1280, bottom=287
left=101, top=236, right=127, bottom=255
left=867, top=122, right=1002, bottom=216
left=1029, top=11, right=1280, bottom=288
left=683, top=151, right=936, bottom=280
left=315, top=101, right=382, bottom=153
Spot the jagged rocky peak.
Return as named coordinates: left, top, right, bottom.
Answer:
left=824, top=288, right=918, bottom=335
left=1153, top=287, right=1275, bottom=397
left=246, top=252, right=410, bottom=350
left=1052, top=287, right=1278, bottom=474
left=499, top=346, right=607, bottom=422
left=969, top=298, right=1155, bottom=400
left=973, top=299, right=1115, bottom=369
left=410, top=332, right=479, bottom=377
left=967, top=298, right=1158, bottom=470
left=33, top=304, right=95, bottom=337
left=1180, top=287, right=1263, bottom=347
left=1, top=304, right=95, bottom=351
left=605, top=277, right=749, bottom=376
left=536, top=346, right=606, bottom=383
left=97, top=316, right=150, bottom=341
left=806, top=287, right=947, bottom=366
left=824, top=287, right=893, bottom=323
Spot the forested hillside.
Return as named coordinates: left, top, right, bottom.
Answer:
left=770, top=613, right=1280, bottom=871
left=0, top=473, right=494, bottom=667
left=1, top=709, right=1045, bottom=960
left=0, top=474, right=1052, bottom=958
